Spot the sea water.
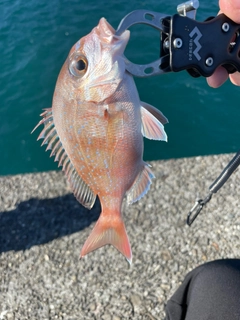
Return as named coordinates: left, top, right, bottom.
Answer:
left=1, top=0, right=239, bottom=175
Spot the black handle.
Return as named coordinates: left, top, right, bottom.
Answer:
left=169, top=13, right=240, bottom=77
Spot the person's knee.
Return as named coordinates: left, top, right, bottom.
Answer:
left=191, top=259, right=240, bottom=291
left=165, top=259, right=240, bottom=320
left=185, top=259, right=240, bottom=320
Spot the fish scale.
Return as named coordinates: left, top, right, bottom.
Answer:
left=33, top=17, right=168, bottom=263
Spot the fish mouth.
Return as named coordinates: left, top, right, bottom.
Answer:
left=97, top=18, right=130, bottom=55
left=113, top=29, right=130, bottom=55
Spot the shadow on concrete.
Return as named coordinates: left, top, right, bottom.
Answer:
left=0, top=194, right=101, bottom=253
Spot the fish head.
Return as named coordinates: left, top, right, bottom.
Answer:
left=55, top=18, right=130, bottom=104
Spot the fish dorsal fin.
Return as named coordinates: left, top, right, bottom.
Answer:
left=32, top=109, right=96, bottom=209
left=126, top=163, right=155, bottom=204
left=67, top=165, right=96, bottom=209
left=140, top=102, right=168, bottom=141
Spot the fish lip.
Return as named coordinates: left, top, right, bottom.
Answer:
left=112, top=30, right=130, bottom=55
left=97, top=17, right=130, bottom=54
left=113, top=29, right=130, bottom=44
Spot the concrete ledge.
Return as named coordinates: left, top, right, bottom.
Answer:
left=1, top=154, right=240, bottom=319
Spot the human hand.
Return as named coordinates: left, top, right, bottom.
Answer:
left=207, top=0, right=240, bottom=87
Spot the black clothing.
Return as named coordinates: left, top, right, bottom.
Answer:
left=165, top=259, right=240, bottom=320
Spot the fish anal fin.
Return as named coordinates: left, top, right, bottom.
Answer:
left=127, top=164, right=155, bottom=204
left=140, top=104, right=168, bottom=141
left=80, top=214, right=132, bottom=264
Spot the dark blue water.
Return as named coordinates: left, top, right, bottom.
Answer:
left=1, top=0, right=240, bottom=175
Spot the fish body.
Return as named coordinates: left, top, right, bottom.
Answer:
left=33, top=18, right=168, bottom=263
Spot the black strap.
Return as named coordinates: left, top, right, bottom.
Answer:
left=187, top=150, right=240, bottom=226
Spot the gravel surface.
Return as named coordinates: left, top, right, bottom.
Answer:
left=1, top=154, right=240, bottom=320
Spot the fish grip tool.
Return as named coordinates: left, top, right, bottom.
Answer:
left=115, top=0, right=240, bottom=78
left=187, top=150, right=240, bottom=226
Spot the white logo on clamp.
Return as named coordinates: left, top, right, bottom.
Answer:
left=189, top=27, right=202, bottom=61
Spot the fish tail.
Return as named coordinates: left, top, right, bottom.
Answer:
left=80, top=213, right=132, bottom=264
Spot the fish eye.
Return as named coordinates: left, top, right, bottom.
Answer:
left=69, top=54, right=88, bottom=78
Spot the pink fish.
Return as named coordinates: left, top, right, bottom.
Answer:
left=33, top=18, right=168, bottom=263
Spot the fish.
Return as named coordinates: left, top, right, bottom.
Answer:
left=33, top=18, right=168, bottom=264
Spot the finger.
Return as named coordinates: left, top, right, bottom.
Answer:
left=219, top=0, right=240, bottom=23
left=207, top=66, right=229, bottom=88
left=229, top=72, right=240, bottom=85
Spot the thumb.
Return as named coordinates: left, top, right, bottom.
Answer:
left=219, top=0, right=240, bottom=23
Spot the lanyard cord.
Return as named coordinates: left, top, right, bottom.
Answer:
left=187, top=150, right=240, bottom=226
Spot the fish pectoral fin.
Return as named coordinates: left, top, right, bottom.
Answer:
left=140, top=103, right=168, bottom=141
left=80, top=213, right=132, bottom=264
left=127, top=163, right=155, bottom=204
left=141, top=101, right=168, bottom=124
